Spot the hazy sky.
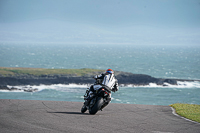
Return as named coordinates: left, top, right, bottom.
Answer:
left=0, top=0, right=200, bottom=45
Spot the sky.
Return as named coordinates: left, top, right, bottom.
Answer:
left=0, top=0, right=200, bottom=45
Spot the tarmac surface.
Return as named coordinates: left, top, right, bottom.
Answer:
left=0, top=99, right=199, bottom=133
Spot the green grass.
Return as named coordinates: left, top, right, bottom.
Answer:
left=0, top=67, right=104, bottom=76
left=170, top=103, right=200, bottom=123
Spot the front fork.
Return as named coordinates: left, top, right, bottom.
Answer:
left=84, top=88, right=90, bottom=100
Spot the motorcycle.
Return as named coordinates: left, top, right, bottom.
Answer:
left=81, top=84, right=112, bottom=115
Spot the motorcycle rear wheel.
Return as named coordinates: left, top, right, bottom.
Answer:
left=89, top=97, right=103, bottom=115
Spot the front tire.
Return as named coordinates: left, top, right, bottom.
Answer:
left=89, top=97, right=103, bottom=115
left=81, top=105, right=87, bottom=113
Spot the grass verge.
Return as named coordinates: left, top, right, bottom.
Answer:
left=170, top=103, right=200, bottom=123
left=0, top=67, right=104, bottom=76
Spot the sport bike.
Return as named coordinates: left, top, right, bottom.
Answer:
left=81, top=85, right=111, bottom=115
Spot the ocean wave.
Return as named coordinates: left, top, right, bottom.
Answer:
left=3, top=84, right=89, bottom=92
left=0, top=90, right=24, bottom=92
left=140, top=81, right=200, bottom=88
left=1, top=81, right=200, bottom=93
left=119, top=81, right=200, bottom=88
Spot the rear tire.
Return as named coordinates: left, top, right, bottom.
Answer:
left=89, top=97, right=103, bottom=115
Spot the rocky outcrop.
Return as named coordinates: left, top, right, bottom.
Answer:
left=0, top=71, right=178, bottom=87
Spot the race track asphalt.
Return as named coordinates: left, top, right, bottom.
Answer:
left=0, top=99, right=199, bottom=133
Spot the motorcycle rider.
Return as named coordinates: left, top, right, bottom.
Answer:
left=84, top=68, right=119, bottom=106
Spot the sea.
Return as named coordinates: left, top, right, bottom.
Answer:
left=0, top=42, right=200, bottom=105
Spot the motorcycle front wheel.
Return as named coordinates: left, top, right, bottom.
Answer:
left=81, top=104, right=87, bottom=113
left=89, top=97, right=103, bottom=115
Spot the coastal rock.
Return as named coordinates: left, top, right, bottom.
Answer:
left=0, top=85, right=9, bottom=90
left=9, top=87, right=18, bottom=91
left=24, top=88, right=38, bottom=92
left=0, top=72, right=178, bottom=87
left=0, top=85, right=18, bottom=91
left=163, top=79, right=177, bottom=85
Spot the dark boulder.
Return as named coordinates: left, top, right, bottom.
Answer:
left=163, top=79, right=177, bottom=85
left=0, top=85, right=9, bottom=90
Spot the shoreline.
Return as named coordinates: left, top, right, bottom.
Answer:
left=1, top=67, right=200, bottom=92
left=1, top=80, right=199, bottom=93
